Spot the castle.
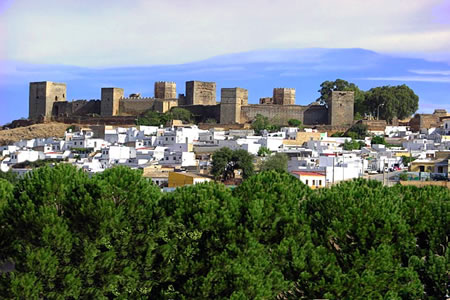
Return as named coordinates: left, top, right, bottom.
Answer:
left=29, top=81, right=354, bottom=126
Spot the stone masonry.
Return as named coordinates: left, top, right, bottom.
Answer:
left=101, top=88, right=124, bottom=116
left=29, top=81, right=67, bottom=120
left=273, top=88, right=295, bottom=105
left=28, top=80, right=356, bottom=127
left=185, top=81, right=216, bottom=105
left=326, top=91, right=354, bottom=126
left=154, top=82, right=177, bottom=99
left=220, top=88, right=248, bottom=124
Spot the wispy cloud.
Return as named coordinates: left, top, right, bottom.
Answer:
left=409, top=69, right=450, bottom=76
left=361, top=76, right=450, bottom=83
left=1, top=0, right=449, bottom=66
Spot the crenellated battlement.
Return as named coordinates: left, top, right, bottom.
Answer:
left=29, top=80, right=354, bottom=127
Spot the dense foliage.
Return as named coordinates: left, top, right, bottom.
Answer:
left=257, top=146, right=271, bottom=157
left=346, top=122, right=369, bottom=139
left=287, top=119, right=302, bottom=128
left=0, top=166, right=448, bottom=299
left=137, top=107, right=193, bottom=126
left=318, top=79, right=419, bottom=120
left=343, top=139, right=366, bottom=150
left=260, top=152, right=288, bottom=172
left=251, top=114, right=280, bottom=135
left=365, top=85, right=419, bottom=122
left=211, top=147, right=255, bottom=181
left=371, top=135, right=387, bottom=145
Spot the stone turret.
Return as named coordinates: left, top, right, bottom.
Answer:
left=273, top=88, right=295, bottom=105
left=29, top=81, right=67, bottom=120
left=185, top=81, right=216, bottom=105
left=220, top=88, right=248, bottom=124
left=326, top=91, right=354, bottom=126
left=101, top=87, right=124, bottom=116
left=154, top=82, right=177, bottom=99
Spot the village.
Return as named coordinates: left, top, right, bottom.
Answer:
left=1, top=113, right=449, bottom=190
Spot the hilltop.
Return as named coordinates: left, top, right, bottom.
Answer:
left=0, top=123, right=73, bottom=145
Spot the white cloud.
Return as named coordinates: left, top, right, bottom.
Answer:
left=1, top=0, right=449, bottom=66
left=361, top=76, right=450, bottom=83
left=409, top=69, right=450, bottom=75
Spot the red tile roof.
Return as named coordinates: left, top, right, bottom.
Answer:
left=291, top=171, right=325, bottom=177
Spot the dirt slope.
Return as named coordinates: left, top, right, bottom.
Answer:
left=0, top=123, right=73, bottom=145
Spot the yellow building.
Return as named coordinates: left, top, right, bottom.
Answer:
left=291, top=171, right=326, bottom=189
left=409, top=159, right=448, bottom=174
left=282, top=131, right=324, bottom=146
left=168, top=172, right=212, bottom=188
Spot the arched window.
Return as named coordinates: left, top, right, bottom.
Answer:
left=55, top=96, right=58, bottom=101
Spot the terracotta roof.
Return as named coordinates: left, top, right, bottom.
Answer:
left=291, top=171, right=325, bottom=177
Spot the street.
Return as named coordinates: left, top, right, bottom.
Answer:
left=364, top=170, right=403, bottom=186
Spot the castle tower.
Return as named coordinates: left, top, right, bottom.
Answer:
left=326, top=91, right=354, bottom=126
left=154, top=81, right=177, bottom=99
left=273, top=88, right=295, bottom=105
left=101, top=87, right=124, bottom=116
left=220, top=88, right=248, bottom=124
left=185, top=81, right=216, bottom=105
left=29, top=81, right=67, bottom=120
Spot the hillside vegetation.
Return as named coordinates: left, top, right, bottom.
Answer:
left=0, top=123, right=73, bottom=145
left=0, top=166, right=448, bottom=299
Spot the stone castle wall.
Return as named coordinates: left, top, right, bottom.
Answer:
left=181, top=104, right=221, bottom=123
left=154, top=82, right=177, bottom=99
left=185, top=81, right=216, bottom=105
left=327, top=91, right=354, bottom=126
left=241, top=104, right=309, bottom=125
left=101, top=88, right=124, bottom=116
left=29, top=81, right=67, bottom=120
left=273, top=88, right=295, bottom=105
left=220, top=88, right=248, bottom=124
left=53, top=100, right=101, bottom=116
left=29, top=81, right=355, bottom=128
left=119, top=98, right=156, bottom=116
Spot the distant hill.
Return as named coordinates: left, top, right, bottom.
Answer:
left=0, top=123, right=72, bottom=145
left=1, top=48, right=450, bottom=125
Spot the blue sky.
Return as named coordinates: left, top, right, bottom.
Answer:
left=0, top=0, right=450, bottom=124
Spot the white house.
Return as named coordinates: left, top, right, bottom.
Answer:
left=9, top=150, right=45, bottom=165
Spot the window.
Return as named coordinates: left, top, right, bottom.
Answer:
left=165, top=137, right=168, bottom=141
left=305, top=179, right=309, bottom=185
left=63, top=94, right=65, bottom=98
left=312, top=180, right=316, bottom=186
left=171, top=137, right=174, bottom=141
left=55, top=96, right=58, bottom=101
left=173, top=156, right=176, bottom=160
left=165, top=157, right=168, bottom=160
left=319, top=180, right=322, bottom=186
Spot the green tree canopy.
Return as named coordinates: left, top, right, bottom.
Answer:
left=0, top=171, right=18, bottom=185
left=365, top=85, right=419, bottom=121
left=168, top=107, right=193, bottom=124
left=343, top=139, right=365, bottom=150
left=260, top=153, right=288, bottom=172
left=251, top=114, right=280, bottom=135
left=1, top=167, right=448, bottom=299
left=371, top=135, right=386, bottom=145
left=317, top=79, right=366, bottom=116
left=257, top=146, right=271, bottom=157
left=346, top=123, right=368, bottom=139
left=287, top=119, right=302, bottom=127
left=211, top=148, right=254, bottom=181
